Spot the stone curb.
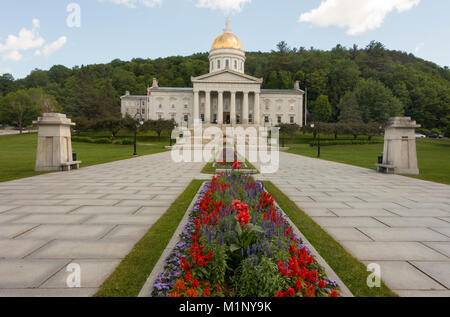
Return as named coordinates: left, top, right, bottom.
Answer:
left=139, top=180, right=353, bottom=297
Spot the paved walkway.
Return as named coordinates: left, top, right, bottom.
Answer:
left=257, top=152, right=450, bottom=297
left=0, top=152, right=204, bottom=297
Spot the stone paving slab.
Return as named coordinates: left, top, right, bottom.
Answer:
left=0, top=152, right=204, bottom=297
left=0, top=259, right=69, bottom=288
left=258, top=152, right=450, bottom=296
left=362, top=261, right=445, bottom=291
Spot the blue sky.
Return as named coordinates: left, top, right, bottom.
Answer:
left=0, top=0, right=449, bottom=79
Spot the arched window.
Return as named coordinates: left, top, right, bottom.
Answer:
left=226, top=60, right=229, bottom=68
left=234, top=60, right=237, bottom=69
left=217, top=60, right=221, bottom=69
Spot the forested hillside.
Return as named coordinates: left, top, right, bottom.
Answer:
left=0, top=41, right=449, bottom=133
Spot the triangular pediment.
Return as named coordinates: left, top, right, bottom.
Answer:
left=192, top=69, right=263, bottom=84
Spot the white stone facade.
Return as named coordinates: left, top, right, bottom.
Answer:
left=121, top=22, right=304, bottom=127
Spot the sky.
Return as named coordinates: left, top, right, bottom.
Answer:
left=0, top=0, right=449, bottom=79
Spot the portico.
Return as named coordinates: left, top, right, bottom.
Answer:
left=192, top=69, right=263, bottom=126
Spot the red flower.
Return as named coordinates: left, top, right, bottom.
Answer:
left=232, top=160, right=242, bottom=170
left=318, top=280, right=327, bottom=288
left=329, top=290, right=339, bottom=297
left=184, top=272, right=193, bottom=283
left=287, top=288, right=296, bottom=297
left=191, top=278, right=199, bottom=289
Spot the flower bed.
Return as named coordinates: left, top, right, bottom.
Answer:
left=152, top=172, right=341, bottom=298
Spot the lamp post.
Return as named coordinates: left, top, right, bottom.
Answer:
left=311, top=123, right=320, bottom=158
left=134, top=111, right=144, bottom=156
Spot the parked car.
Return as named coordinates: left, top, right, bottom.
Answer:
left=415, top=133, right=426, bottom=138
left=427, top=133, right=439, bottom=139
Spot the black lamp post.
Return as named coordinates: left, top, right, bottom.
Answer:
left=311, top=123, right=320, bottom=158
left=133, top=112, right=144, bottom=156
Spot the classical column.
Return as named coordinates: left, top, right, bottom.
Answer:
left=193, top=90, right=200, bottom=122
left=243, top=91, right=249, bottom=125
left=218, top=91, right=224, bottom=125
left=230, top=91, right=236, bottom=125
left=205, top=91, right=211, bottom=124
left=254, top=92, right=260, bottom=125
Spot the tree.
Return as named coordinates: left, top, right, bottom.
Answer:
left=354, top=79, right=404, bottom=123
left=0, top=89, right=43, bottom=133
left=277, top=123, right=300, bottom=142
left=0, top=74, right=17, bottom=97
left=338, top=92, right=363, bottom=123
left=312, top=95, right=332, bottom=122
left=144, top=119, right=176, bottom=140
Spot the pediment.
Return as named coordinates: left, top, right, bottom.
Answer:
left=192, top=69, right=263, bottom=84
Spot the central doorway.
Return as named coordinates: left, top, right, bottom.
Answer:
left=224, top=112, right=230, bottom=124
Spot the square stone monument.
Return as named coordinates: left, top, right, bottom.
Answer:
left=34, top=113, right=81, bottom=172
left=377, top=117, right=420, bottom=175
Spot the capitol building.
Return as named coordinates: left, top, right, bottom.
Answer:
left=121, top=20, right=304, bottom=127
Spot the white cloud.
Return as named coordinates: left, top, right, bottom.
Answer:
left=35, top=36, right=67, bottom=57
left=196, top=0, right=251, bottom=13
left=0, top=19, right=67, bottom=61
left=0, top=20, right=44, bottom=61
left=97, top=0, right=162, bottom=8
left=299, top=0, right=420, bottom=35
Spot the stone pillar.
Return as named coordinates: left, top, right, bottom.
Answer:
left=243, top=91, right=249, bottom=125
left=254, top=92, right=261, bottom=125
left=34, top=113, right=81, bottom=172
left=193, top=90, right=200, bottom=122
left=218, top=91, right=224, bottom=125
left=205, top=91, right=211, bottom=124
left=378, top=117, right=420, bottom=175
left=230, top=91, right=236, bottom=125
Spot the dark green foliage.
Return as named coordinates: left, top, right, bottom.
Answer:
left=0, top=41, right=448, bottom=130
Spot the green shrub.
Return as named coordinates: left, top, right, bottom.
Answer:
left=310, top=140, right=383, bottom=147
left=120, top=139, right=134, bottom=145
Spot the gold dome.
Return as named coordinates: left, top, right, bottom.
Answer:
left=211, top=32, right=244, bottom=51
left=211, top=19, right=243, bottom=51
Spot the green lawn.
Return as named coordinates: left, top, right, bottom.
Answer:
left=0, top=133, right=168, bottom=183
left=287, top=138, right=450, bottom=185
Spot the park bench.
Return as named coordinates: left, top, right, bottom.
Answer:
left=377, top=163, right=395, bottom=174
left=61, top=161, right=82, bottom=171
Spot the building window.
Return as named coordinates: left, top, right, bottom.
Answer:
left=264, top=116, right=269, bottom=123
left=171, top=114, right=176, bottom=120
left=184, top=115, right=189, bottom=122
left=172, top=104, right=175, bottom=109
left=158, top=114, right=163, bottom=120
left=226, top=60, right=229, bottom=68
left=249, top=114, right=253, bottom=123
left=290, top=116, right=295, bottom=124
left=217, top=60, right=221, bottom=69
left=211, top=62, right=214, bottom=71
left=184, top=104, right=188, bottom=109
left=213, top=114, right=217, bottom=123
left=159, top=104, right=162, bottom=109
left=234, top=60, right=237, bottom=69
left=142, top=108, right=145, bottom=115
left=201, top=114, right=205, bottom=122
left=277, top=116, right=282, bottom=124
left=237, top=115, right=241, bottom=124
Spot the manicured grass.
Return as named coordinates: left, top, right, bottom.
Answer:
left=95, top=180, right=205, bottom=297
left=287, top=138, right=450, bottom=185
left=0, top=133, right=168, bottom=183
left=264, top=181, right=398, bottom=297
